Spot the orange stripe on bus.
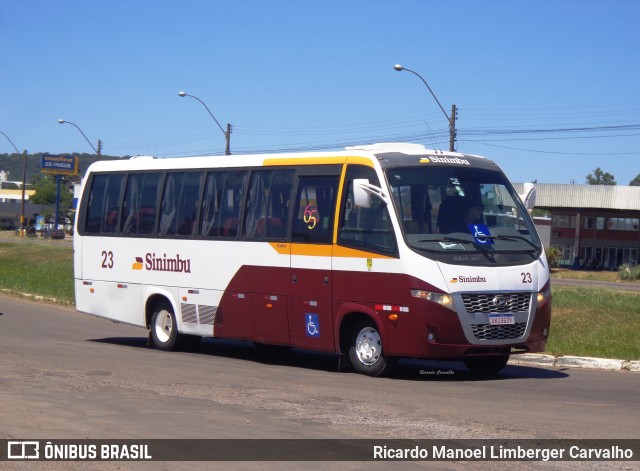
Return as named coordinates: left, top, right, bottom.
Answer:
left=268, top=242, right=393, bottom=259
left=332, top=245, right=393, bottom=259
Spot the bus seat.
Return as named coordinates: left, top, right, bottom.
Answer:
left=138, top=207, right=156, bottom=234
left=221, top=218, right=239, bottom=236
left=256, top=217, right=284, bottom=238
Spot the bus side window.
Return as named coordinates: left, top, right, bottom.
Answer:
left=121, top=173, right=160, bottom=236
left=176, top=172, right=201, bottom=236
left=338, top=165, right=398, bottom=256
left=200, top=171, right=224, bottom=237
left=159, top=173, right=177, bottom=235
left=159, top=171, right=202, bottom=237
left=199, top=170, right=248, bottom=239
left=139, top=174, right=160, bottom=235
left=84, top=174, right=108, bottom=234
left=292, top=175, right=339, bottom=244
left=220, top=171, right=246, bottom=238
left=243, top=170, right=293, bottom=240
left=101, top=174, right=124, bottom=234
left=121, top=174, right=140, bottom=235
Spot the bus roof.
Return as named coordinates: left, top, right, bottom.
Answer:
left=83, top=143, right=495, bottom=175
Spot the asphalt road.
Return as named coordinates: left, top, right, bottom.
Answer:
left=0, top=294, right=638, bottom=471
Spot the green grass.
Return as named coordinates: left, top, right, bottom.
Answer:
left=551, top=268, right=640, bottom=284
left=0, top=242, right=74, bottom=302
left=546, top=286, right=640, bottom=360
left=0, top=239, right=638, bottom=360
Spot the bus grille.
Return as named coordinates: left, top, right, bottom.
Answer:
left=462, top=292, right=530, bottom=314
left=199, top=305, right=217, bottom=325
left=181, top=303, right=217, bottom=325
left=181, top=303, right=198, bottom=323
left=471, top=323, right=527, bottom=340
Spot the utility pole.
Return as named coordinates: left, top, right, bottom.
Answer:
left=449, top=104, right=457, bottom=152
left=97, top=139, right=102, bottom=158
left=225, top=124, right=232, bottom=156
left=20, top=150, right=27, bottom=236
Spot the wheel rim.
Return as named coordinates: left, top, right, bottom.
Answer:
left=354, top=327, right=381, bottom=366
left=154, top=310, right=173, bottom=343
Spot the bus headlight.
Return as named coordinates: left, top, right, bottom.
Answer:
left=411, top=290, right=455, bottom=312
left=536, top=287, right=551, bottom=307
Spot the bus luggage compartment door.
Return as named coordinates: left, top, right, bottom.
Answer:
left=253, top=294, right=290, bottom=345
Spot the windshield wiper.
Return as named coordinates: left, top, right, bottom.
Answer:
left=480, top=235, right=540, bottom=251
left=419, top=236, right=472, bottom=244
left=418, top=236, right=493, bottom=252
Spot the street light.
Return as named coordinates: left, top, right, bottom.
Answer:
left=58, top=119, right=101, bottom=157
left=0, top=131, right=28, bottom=236
left=58, top=118, right=102, bottom=233
left=178, top=91, right=232, bottom=155
left=394, top=64, right=457, bottom=152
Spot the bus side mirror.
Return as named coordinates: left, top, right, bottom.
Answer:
left=353, top=179, right=390, bottom=208
left=353, top=179, right=372, bottom=208
left=519, top=182, right=536, bottom=211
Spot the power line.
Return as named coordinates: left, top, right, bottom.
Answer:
left=462, top=124, right=640, bottom=136
left=101, top=104, right=640, bottom=156
left=464, top=140, right=639, bottom=156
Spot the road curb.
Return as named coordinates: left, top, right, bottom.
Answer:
left=509, top=353, right=639, bottom=372
left=0, top=289, right=72, bottom=306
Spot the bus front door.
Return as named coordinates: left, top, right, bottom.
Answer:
left=289, top=243, right=334, bottom=352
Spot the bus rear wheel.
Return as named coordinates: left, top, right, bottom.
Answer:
left=151, top=301, right=182, bottom=351
left=348, top=320, right=389, bottom=377
left=463, top=354, right=510, bottom=376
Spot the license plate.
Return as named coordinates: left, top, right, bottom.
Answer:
left=488, top=314, right=514, bottom=325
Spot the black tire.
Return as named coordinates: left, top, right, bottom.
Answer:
left=347, top=319, right=390, bottom=377
left=463, top=354, right=510, bottom=376
left=150, top=301, right=183, bottom=351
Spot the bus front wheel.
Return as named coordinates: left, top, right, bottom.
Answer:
left=348, top=320, right=389, bottom=377
left=151, top=301, right=181, bottom=351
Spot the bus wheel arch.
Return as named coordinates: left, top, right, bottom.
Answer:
left=145, top=293, right=185, bottom=351
left=148, top=298, right=180, bottom=351
left=145, top=293, right=201, bottom=351
left=338, top=311, right=391, bottom=377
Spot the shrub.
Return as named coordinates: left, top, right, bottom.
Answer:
left=546, top=246, right=561, bottom=269
left=618, top=263, right=640, bottom=281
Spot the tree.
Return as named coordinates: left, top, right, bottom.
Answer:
left=586, top=167, right=616, bottom=185
left=30, top=175, right=73, bottom=211
left=630, top=174, right=640, bottom=186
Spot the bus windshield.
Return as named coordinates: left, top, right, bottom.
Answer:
left=386, top=165, right=542, bottom=264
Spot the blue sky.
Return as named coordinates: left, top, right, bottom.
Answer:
left=1, top=0, right=639, bottom=184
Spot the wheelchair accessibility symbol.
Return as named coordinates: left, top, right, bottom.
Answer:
left=468, top=223, right=494, bottom=245
left=306, top=313, right=320, bottom=337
